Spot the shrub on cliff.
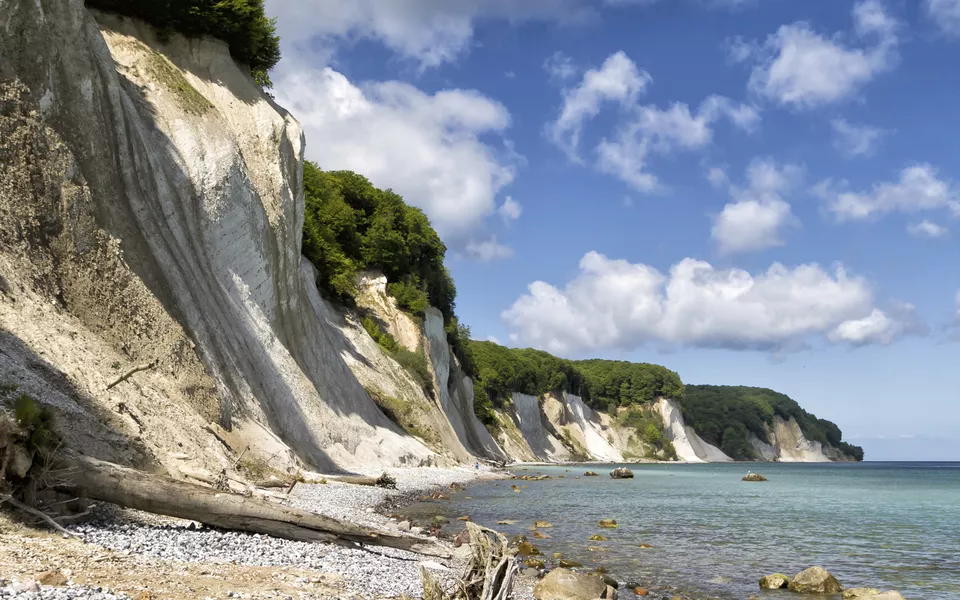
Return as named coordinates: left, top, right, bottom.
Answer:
left=85, top=0, right=281, bottom=87
left=574, top=359, right=685, bottom=407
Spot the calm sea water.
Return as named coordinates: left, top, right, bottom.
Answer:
left=421, top=462, right=960, bottom=599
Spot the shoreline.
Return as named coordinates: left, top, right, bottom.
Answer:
left=0, top=464, right=511, bottom=600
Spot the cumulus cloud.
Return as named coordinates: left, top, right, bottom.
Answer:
left=501, top=252, right=912, bottom=354
left=544, top=51, right=579, bottom=82
left=925, top=0, right=960, bottom=37
left=546, top=51, right=651, bottom=161
left=273, top=67, right=517, bottom=241
left=464, top=236, right=514, bottom=262
left=546, top=52, right=757, bottom=190
left=829, top=302, right=922, bottom=345
left=816, top=164, right=960, bottom=221
left=831, top=118, right=889, bottom=158
left=266, top=0, right=600, bottom=68
left=498, top=196, right=523, bottom=223
left=907, top=220, right=949, bottom=238
left=712, top=159, right=803, bottom=254
left=737, top=0, right=899, bottom=108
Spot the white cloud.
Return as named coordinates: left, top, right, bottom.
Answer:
left=740, top=0, right=899, bottom=108
left=266, top=0, right=598, bottom=68
left=464, top=236, right=514, bottom=262
left=502, top=252, right=908, bottom=354
left=546, top=51, right=651, bottom=161
left=544, top=51, right=578, bottom=82
left=712, top=159, right=802, bottom=254
left=498, top=196, right=523, bottom=223
left=829, top=302, right=920, bottom=345
left=907, top=220, right=949, bottom=238
left=925, top=0, right=960, bottom=36
left=592, top=90, right=760, bottom=192
left=817, top=164, right=960, bottom=221
left=706, top=166, right=730, bottom=189
left=274, top=67, right=516, bottom=240
left=831, top=118, right=888, bottom=158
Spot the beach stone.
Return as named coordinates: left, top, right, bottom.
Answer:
left=589, top=534, right=607, bottom=541
left=524, top=568, right=541, bottom=577
left=598, top=519, right=619, bottom=529
left=604, top=584, right=618, bottom=599
left=559, top=559, right=583, bottom=568
left=843, top=588, right=881, bottom=598
left=600, top=574, right=618, bottom=588
left=526, top=559, right=547, bottom=569
left=12, top=580, right=40, bottom=593
left=518, top=541, right=542, bottom=556
left=411, top=526, right=424, bottom=535
left=534, top=568, right=607, bottom=600
left=609, top=468, right=633, bottom=479
left=396, top=520, right=411, bottom=532
left=863, top=593, right=905, bottom=600
left=37, top=571, right=68, bottom=586
left=789, top=566, right=843, bottom=594
left=759, top=573, right=791, bottom=589
left=633, top=588, right=649, bottom=596
left=534, top=530, right=551, bottom=539
left=584, top=471, right=599, bottom=476
left=553, top=552, right=564, bottom=559
left=637, top=543, right=653, bottom=549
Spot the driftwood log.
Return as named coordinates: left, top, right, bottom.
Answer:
left=55, top=454, right=450, bottom=558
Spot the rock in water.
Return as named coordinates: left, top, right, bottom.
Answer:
left=742, top=472, right=768, bottom=482
left=789, top=566, right=843, bottom=594
left=759, top=574, right=791, bottom=589
left=598, top=519, right=619, bottom=529
left=534, top=568, right=609, bottom=600
left=610, top=468, right=634, bottom=479
left=843, top=590, right=882, bottom=599
left=584, top=471, right=600, bottom=477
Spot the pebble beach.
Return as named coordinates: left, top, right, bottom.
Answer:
left=0, top=466, right=509, bottom=600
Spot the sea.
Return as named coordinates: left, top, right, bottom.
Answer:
left=408, top=462, right=960, bottom=599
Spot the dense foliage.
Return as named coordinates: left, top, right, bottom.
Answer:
left=85, top=0, right=281, bottom=87
left=468, top=341, right=587, bottom=428
left=680, top=386, right=863, bottom=461
left=302, top=163, right=473, bottom=375
left=574, top=359, right=684, bottom=408
left=618, top=408, right=678, bottom=460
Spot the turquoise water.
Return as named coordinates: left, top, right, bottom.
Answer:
left=438, top=462, right=960, bottom=599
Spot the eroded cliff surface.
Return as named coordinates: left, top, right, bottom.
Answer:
left=0, top=0, right=434, bottom=474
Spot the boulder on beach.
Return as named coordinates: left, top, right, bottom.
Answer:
left=843, top=589, right=882, bottom=599
left=759, top=574, right=791, bottom=589
left=598, top=519, right=619, bottom=529
left=742, top=472, right=768, bottom=482
left=789, top=566, right=843, bottom=594
left=610, top=468, right=634, bottom=479
left=533, top=568, right=609, bottom=600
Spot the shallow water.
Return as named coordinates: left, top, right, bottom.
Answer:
left=419, top=462, right=960, bottom=599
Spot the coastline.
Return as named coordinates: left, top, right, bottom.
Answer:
left=0, top=465, right=510, bottom=599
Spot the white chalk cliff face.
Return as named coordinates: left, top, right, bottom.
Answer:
left=766, top=416, right=831, bottom=462
left=656, top=399, right=733, bottom=463
left=0, top=0, right=435, bottom=473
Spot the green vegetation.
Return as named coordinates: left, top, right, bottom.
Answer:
left=360, top=316, right=433, bottom=393
left=574, top=359, right=684, bottom=407
left=85, top=0, right=281, bottom=87
left=146, top=48, right=213, bottom=114
left=680, top=385, right=863, bottom=461
left=13, top=394, right=60, bottom=463
left=618, top=408, right=677, bottom=460
left=301, top=163, right=473, bottom=376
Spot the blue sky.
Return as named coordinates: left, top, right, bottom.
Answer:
left=266, top=0, right=960, bottom=460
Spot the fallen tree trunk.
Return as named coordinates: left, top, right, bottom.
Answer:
left=56, top=455, right=450, bottom=558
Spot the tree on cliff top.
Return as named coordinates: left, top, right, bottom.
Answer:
left=301, top=162, right=474, bottom=376
left=85, top=0, right=281, bottom=87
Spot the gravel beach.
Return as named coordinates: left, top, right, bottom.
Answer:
left=0, top=465, right=510, bottom=600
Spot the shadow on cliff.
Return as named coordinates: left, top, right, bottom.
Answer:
left=0, top=328, right=153, bottom=469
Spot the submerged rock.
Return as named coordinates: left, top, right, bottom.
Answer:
left=559, top=559, right=583, bottom=568
left=598, top=519, right=619, bottom=529
left=535, top=520, right=554, bottom=528
left=610, top=468, right=634, bottom=479
left=759, top=574, right=791, bottom=589
left=789, top=566, right=843, bottom=594
left=584, top=471, right=600, bottom=477
left=843, top=589, right=882, bottom=599
left=589, top=534, right=607, bottom=541
left=533, top=568, right=608, bottom=600
left=518, top=541, right=542, bottom=556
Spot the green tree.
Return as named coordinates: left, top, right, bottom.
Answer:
left=642, top=423, right=663, bottom=447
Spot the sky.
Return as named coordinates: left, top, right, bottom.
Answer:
left=264, top=0, right=960, bottom=461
